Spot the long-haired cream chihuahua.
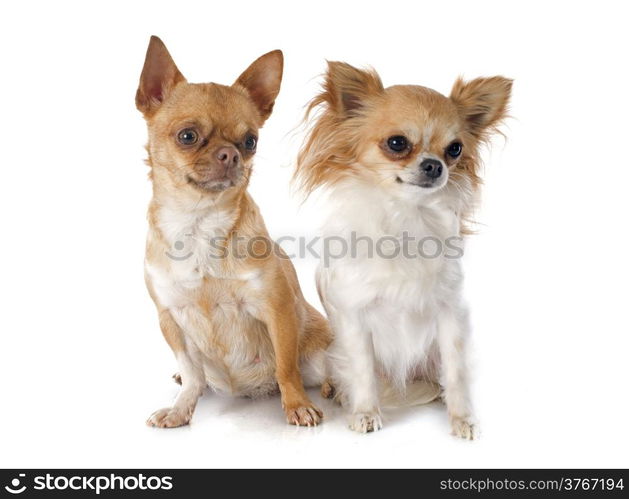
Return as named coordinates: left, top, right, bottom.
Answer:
left=295, top=62, right=512, bottom=437
left=136, top=36, right=331, bottom=428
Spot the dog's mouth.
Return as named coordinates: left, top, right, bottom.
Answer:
left=186, top=174, right=238, bottom=192
left=395, top=176, right=444, bottom=189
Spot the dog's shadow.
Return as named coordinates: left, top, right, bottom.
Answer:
left=190, top=386, right=446, bottom=436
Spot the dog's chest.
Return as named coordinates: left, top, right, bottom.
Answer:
left=158, top=204, right=236, bottom=276
left=146, top=206, right=235, bottom=307
left=324, top=201, right=462, bottom=309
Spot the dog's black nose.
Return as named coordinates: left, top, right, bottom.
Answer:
left=420, top=158, right=444, bottom=179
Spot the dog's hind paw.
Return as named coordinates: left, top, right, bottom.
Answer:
left=320, top=380, right=335, bottom=399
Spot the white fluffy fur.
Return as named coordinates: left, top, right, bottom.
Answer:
left=317, top=173, right=476, bottom=437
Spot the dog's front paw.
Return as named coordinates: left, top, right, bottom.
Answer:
left=349, top=411, right=383, bottom=433
left=146, top=407, right=192, bottom=428
left=450, top=416, right=477, bottom=440
left=284, top=403, right=323, bottom=427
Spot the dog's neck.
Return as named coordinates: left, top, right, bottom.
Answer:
left=148, top=164, right=247, bottom=245
left=319, top=175, right=469, bottom=240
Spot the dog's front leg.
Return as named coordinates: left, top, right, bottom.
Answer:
left=330, top=311, right=382, bottom=433
left=437, top=305, right=476, bottom=439
left=263, top=305, right=322, bottom=426
left=147, top=310, right=206, bottom=428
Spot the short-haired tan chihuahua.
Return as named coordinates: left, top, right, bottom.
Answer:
left=136, top=36, right=331, bottom=428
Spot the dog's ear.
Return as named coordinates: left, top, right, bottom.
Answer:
left=322, top=61, right=384, bottom=117
left=234, top=50, right=283, bottom=123
left=450, top=76, right=512, bottom=139
left=136, top=36, right=186, bottom=116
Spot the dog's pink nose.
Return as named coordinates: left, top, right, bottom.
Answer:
left=216, top=147, right=240, bottom=168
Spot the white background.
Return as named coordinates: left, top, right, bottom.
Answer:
left=1, top=0, right=628, bottom=468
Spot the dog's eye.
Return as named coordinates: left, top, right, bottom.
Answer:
left=177, top=128, right=198, bottom=145
left=244, top=134, right=257, bottom=151
left=446, top=142, right=462, bottom=158
left=387, top=135, right=409, bottom=153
